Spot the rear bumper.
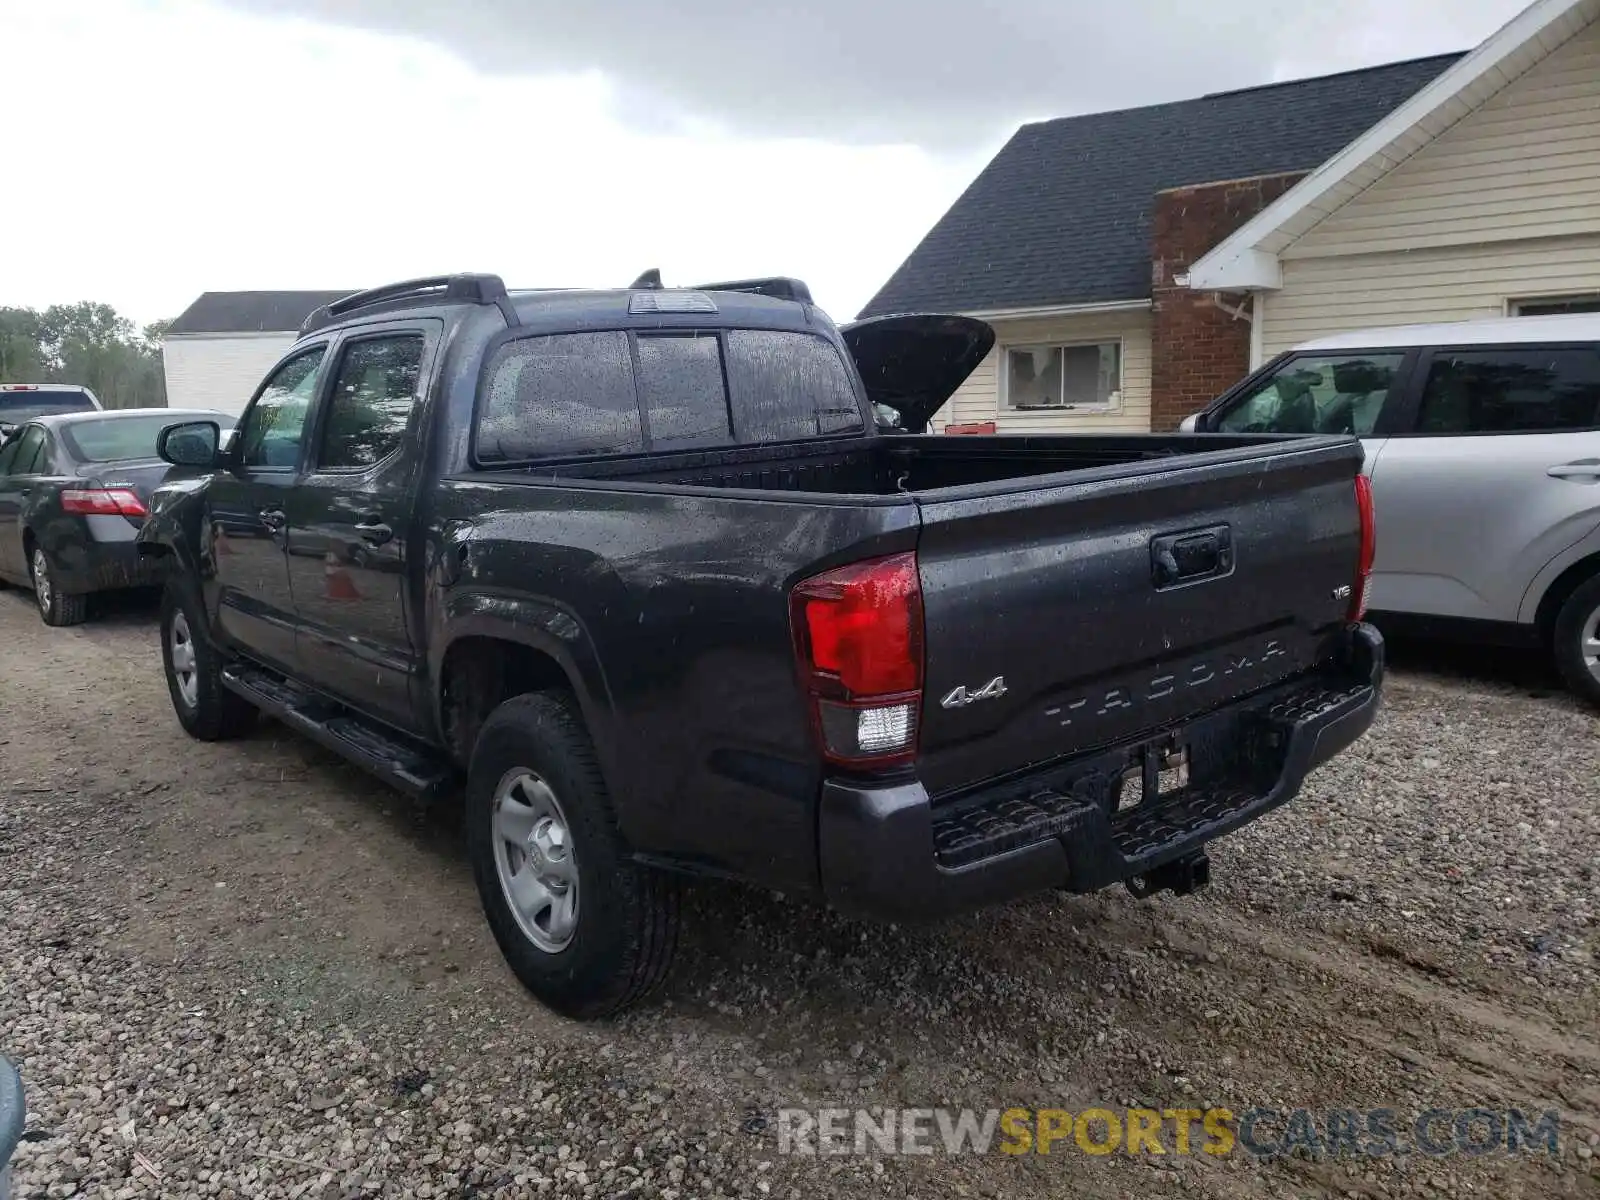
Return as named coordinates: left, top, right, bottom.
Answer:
left=817, top=622, right=1384, bottom=922
left=52, top=539, right=169, bottom=594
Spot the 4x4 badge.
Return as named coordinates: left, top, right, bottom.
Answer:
left=941, top=676, right=1008, bottom=709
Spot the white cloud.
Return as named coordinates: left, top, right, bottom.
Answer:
left=2, top=0, right=979, bottom=326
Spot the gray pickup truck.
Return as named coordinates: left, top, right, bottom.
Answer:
left=139, top=273, right=1383, bottom=1017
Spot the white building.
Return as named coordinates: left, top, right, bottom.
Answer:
left=162, top=290, right=352, bottom=416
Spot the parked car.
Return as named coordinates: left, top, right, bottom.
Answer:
left=1181, top=313, right=1600, bottom=706
left=0, top=408, right=236, bottom=625
left=139, top=272, right=1382, bottom=1018
left=0, top=383, right=101, bottom=439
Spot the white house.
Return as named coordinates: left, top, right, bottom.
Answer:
left=862, top=0, right=1600, bottom=432
left=162, top=290, right=352, bottom=416
left=1186, top=0, right=1600, bottom=356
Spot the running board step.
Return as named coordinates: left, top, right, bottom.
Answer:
left=220, top=662, right=456, bottom=802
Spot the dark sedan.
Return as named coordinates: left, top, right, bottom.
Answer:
left=0, top=408, right=236, bottom=625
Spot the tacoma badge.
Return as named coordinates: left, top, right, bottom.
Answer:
left=941, top=676, right=1008, bottom=710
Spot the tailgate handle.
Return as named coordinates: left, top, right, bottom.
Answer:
left=1152, top=526, right=1233, bottom=589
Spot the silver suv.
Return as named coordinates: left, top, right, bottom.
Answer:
left=1185, top=313, right=1600, bottom=705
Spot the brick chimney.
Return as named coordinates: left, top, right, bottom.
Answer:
left=1148, top=172, right=1305, bottom=430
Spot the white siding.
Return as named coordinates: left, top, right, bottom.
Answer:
left=1262, top=234, right=1600, bottom=354
left=1260, top=16, right=1600, bottom=355
left=937, top=311, right=1154, bottom=433
left=163, top=334, right=296, bottom=417
left=1287, top=19, right=1600, bottom=260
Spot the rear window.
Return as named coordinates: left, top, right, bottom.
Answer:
left=62, top=414, right=234, bottom=463
left=1416, top=346, right=1600, bottom=434
left=475, top=328, right=862, bottom=463
left=0, top=389, right=96, bottom=423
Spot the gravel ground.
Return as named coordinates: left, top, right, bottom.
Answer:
left=1, top=590, right=1597, bottom=1199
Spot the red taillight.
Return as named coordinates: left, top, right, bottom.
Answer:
left=791, top=552, right=924, bottom=767
left=62, top=488, right=147, bottom=518
left=1349, top=473, right=1375, bottom=621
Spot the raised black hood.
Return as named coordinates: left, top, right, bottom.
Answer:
left=840, top=314, right=995, bottom=434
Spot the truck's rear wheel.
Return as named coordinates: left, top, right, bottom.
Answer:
left=1553, top=572, right=1600, bottom=708
left=160, top=579, right=258, bottom=740
left=465, top=692, right=679, bottom=1018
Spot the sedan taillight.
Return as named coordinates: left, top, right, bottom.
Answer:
left=62, top=488, right=147, bottom=518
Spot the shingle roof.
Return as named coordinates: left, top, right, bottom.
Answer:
left=858, top=53, right=1464, bottom=319
left=165, top=290, right=358, bottom=336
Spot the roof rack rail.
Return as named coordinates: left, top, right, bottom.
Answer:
left=300, top=273, right=512, bottom=334
left=692, top=276, right=814, bottom=304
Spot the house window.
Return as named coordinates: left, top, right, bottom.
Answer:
left=1509, top=294, right=1600, bottom=317
left=1004, top=342, right=1122, bottom=410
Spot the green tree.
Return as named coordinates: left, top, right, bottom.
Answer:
left=1, top=301, right=169, bottom=409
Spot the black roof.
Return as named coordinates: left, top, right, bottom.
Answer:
left=166, top=291, right=357, bottom=335
left=858, top=53, right=1463, bottom=319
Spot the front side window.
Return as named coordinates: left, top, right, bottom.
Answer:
left=1215, top=352, right=1404, bottom=436
left=1004, top=342, right=1121, bottom=410
left=240, top=347, right=326, bottom=469
left=1416, top=346, right=1600, bottom=434
left=318, top=336, right=425, bottom=469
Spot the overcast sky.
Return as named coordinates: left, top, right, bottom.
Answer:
left=6, top=0, right=1527, bottom=328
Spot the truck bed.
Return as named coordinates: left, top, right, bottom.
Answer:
left=477, top=433, right=1306, bottom=498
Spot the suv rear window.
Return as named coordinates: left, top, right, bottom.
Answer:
left=476, top=329, right=863, bottom=463
left=1416, top=346, right=1600, bottom=434
left=0, top=389, right=96, bottom=423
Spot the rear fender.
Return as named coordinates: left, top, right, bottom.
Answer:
left=433, top=591, right=619, bottom=783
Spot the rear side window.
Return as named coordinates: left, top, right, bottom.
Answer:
left=318, top=335, right=425, bottom=469
left=478, top=332, right=641, bottom=463
left=9, top=426, right=47, bottom=475
left=724, top=330, right=864, bottom=443
left=475, top=328, right=863, bottom=462
left=1416, top=346, right=1600, bottom=434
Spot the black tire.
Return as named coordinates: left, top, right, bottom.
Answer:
left=160, top=578, right=258, bottom=740
left=29, top=543, right=87, bottom=627
left=1552, top=572, right=1600, bottom=708
left=466, top=692, right=680, bottom=1019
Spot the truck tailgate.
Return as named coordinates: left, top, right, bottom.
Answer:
left=913, top=437, right=1365, bottom=798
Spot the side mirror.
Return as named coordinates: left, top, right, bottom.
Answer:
left=0, top=422, right=17, bottom=441
left=1178, top=413, right=1202, bottom=433
left=158, top=420, right=223, bottom=467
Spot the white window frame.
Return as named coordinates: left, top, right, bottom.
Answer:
left=1000, top=338, right=1124, bottom=413
left=1507, top=293, right=1600, bottom=317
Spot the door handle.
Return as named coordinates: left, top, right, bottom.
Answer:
left=354, top=519, right=393, bottom=545
left=1547, top=460, right=1600, bottom=481
left=258, top=508, right=286, bottom=530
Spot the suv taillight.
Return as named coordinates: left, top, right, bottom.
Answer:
left=790, top=552, right=923, bottom=767
left=1349, top=473, right=1375, bottom=621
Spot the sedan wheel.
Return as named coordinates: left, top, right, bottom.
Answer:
left=32, top=548, right=51, bottom=614
left=31, top=546, right=87, bottom=627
